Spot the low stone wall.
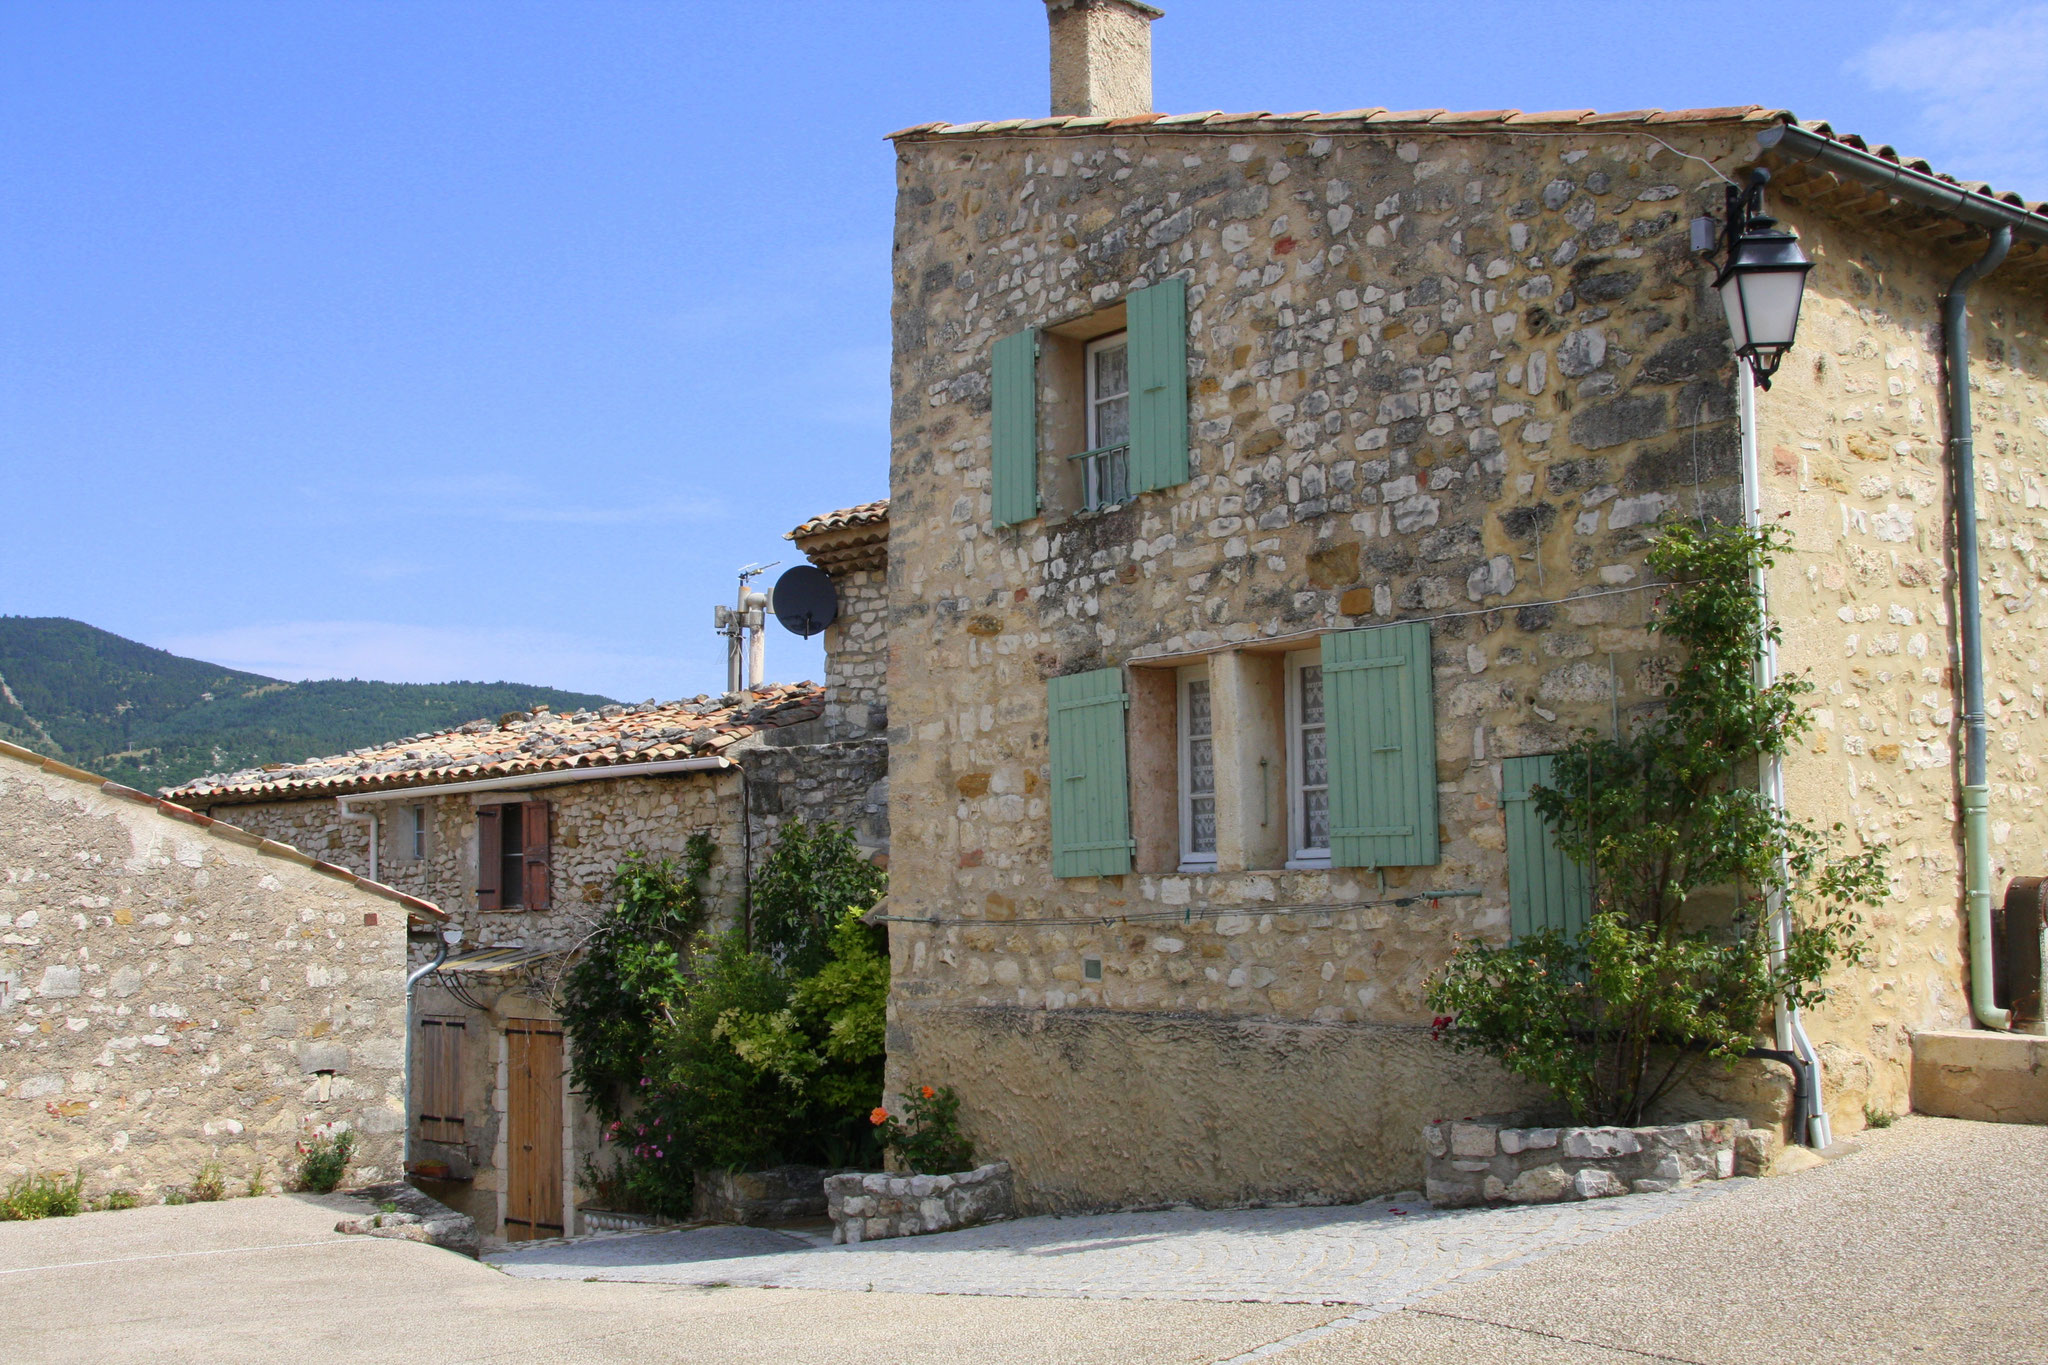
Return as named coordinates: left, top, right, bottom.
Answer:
left=693, top=1164, right=845, bottom=1225
left=826, top=1161, right=1015, bottom=1243
left=1425, top=1116, right=1755, bottom=1206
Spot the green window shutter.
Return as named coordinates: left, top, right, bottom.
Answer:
left=1323, top=621, right=1439, bottom=868
left=1047, top=668, right=1133, bottom=878
left=991, top=328, right=1038, bottom=526
left=1127, top=278, right=1189, bottom=494
left=1503, top=753, right=1593, bottom=942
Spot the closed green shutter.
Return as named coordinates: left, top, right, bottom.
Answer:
left=1047, top=668, right=1133, bottom=878
left=1323, top=621, right=1439, bottom=868
left=991, top=328, right=1038, bottom=526
left=1127, top=278, right=1189, bottom=493
left=1503, top=753, right=1593, bottom=941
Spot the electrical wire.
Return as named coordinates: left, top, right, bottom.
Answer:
left=876, top=889, right=1486, bottom=929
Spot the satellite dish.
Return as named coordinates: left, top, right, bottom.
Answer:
left=771, top=565, right=839, bottom=638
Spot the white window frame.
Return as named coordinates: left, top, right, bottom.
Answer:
left=1285, top=649, right=1332, bottom=869
left=1082, top=331, right=1131, bottom=511
left=409, top=804, right=428, bottom=861
left=1177, top=664, right=1217, bottom=871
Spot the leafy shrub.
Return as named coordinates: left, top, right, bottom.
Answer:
left=1864, top=1104, right=1897, bottom=1129
left=245, top=1165, right=268, bottom=1198
left=0, top=1171, right=83, bottom=1220
left=91, top=1189, right=141, bottom=1212
left=871, top=1085, right=975, bottom=1175
left=570, top=821, right=890, bottom=1211
left=188, top=1161, right=228, bottom=1202
left=559, top=842, right=714, bottom=1123
left=1428, top=525, right=1885, bottom=1126
left=292, top=1130, right=357, bottom=1194
left=750, top=820, right=887, bottom=977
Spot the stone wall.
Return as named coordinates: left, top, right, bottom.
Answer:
left=882, top=119, right=1783, bottom=1207
left=1424, top=1116, right=1749, bottom=1206
left=747, top=737, right=890, bottom=862
left=826, top=1160, right=1015, bottom=1243
left=0, top=748, right=416, bottom=1202
left=1757, top=192, right=2048, bottom=1131
left=823, top=565, right=891, bottom=740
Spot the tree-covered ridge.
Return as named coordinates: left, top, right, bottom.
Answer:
left=0, top=616, right=616, bottom=791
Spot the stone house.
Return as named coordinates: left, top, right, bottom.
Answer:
left=1, top=740, right=443, bottom=1204
left=878, top=0, right=2048, bottom=1212
left=164, top=510, right=890, bottom=1239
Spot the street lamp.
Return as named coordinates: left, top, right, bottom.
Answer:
left=1692, top=168, right=1814, bottom=389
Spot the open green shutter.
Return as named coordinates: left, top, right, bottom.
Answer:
left=1127, top=278, right=1189, bottom=493
left=1323, top=621, right=1438, bottom=868
left=1503, top=753, right=1593, bottom=941
left=1047, top=668, right=1132, bottom=877
left=991, top=328, right=1038, bottom=526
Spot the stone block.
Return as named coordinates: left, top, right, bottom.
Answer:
left=1504, top=1165, right=1572, bottom=1203
left=1562, top=1127, right=1641, bottom=1159
left=1571, top=1168, right=1630, bottom=1200
left=1733, top=1128, right=1777, bottom=1178
left=1499, top=1126, right=1558, bottom=1155
left=1425, top=1176, right=1482, bottom=1208
left=1448, top=1122, right=1497, bottom=1158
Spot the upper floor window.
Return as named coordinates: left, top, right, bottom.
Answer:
left=477, top=800, right=551, bottom=911
left=1082, top=332, right=1131, bottom=511
left=408, top=804, right=429, bottom=861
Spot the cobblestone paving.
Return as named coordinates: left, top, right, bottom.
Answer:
left=489, top=1182, right=1737, bottom=1309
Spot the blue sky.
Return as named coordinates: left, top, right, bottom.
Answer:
left=4, top=1, right=2042, bottom=702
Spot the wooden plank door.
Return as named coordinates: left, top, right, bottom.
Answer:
left=504, top=1024, right=564, bottom=1241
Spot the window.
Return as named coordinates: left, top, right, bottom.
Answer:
left=1178, top=665, right=1217, bottom=869
left=1287, top=651, right=1332, bottom=867
left=477, top=801, right=551, bottom=911
left=416, top=1017, right=465, bottom=1144
left=1080, top=332, right=1131, bottom=510
left=408, top=804, right=428, bottom=861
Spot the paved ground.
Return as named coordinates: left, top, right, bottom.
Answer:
left=490, top=1180, right=1734, bottom=1305
left=2, top=1116, right=2042, bottom=1363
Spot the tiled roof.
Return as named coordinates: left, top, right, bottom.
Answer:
left=0, top=739, right=445, bottom=923
left=163, top=681, right=826, bottom=806
left=788, top=500, right=890, bottom=541
left=888, top=106, right=2048, bottom=221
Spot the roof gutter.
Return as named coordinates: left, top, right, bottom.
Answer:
left=1754, top=123, right=2048, bottom=247
left=329, top=755, right=733, bottom=806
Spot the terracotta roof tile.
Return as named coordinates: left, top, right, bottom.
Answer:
left=0, top=739, right=446, bottom=922
left=787, top=499, right=889, bottom=540
left=161, top=681, right=826, bottom=806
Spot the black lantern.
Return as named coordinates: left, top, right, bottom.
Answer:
left=1694, top=169, right=1814, bottom=389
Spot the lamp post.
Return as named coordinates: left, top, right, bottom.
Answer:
left=1692, top=168, right=1815, bottom=389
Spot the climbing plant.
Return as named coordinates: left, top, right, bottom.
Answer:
left=558, top=838, right=715, bottom=1122
left=1428, top=523, right=1887, bottom=1126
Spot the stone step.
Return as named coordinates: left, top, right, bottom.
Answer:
left=1910, top=1030, right=2048, bottom=1124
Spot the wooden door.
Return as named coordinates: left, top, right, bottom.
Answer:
left=504, top=1024, right=564, bottom=1241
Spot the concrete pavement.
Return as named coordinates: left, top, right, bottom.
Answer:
left=1, top=1116, right=2040, bottom=1363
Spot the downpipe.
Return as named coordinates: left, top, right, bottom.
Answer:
left=402, top=926, right=462, bottom=1175
left=1737, top=356, right=1832, bottom=1148
left=1948, top=226, right=2014, bottom=1031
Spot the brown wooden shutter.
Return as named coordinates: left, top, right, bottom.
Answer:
left=521, top=800, right=552, bottom=911
left=476, top=806, right=502, bottom=910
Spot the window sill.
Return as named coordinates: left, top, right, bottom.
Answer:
left=1285, top=856, right=1333, bottom=871
left=1177, top=860, right=1218, bottom=874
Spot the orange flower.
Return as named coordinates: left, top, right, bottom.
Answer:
left=869, top=1107, right=890, bottom=1126
left=920, top=1085, right=935, bottom=1099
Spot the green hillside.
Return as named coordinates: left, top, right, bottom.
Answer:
left=0, top=616, right=617, bottom=791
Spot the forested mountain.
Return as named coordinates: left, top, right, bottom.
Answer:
left=0, top=617, right=615, bottom=791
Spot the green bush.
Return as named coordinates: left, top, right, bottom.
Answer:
left=0, top=1171, right=83, bottom=1220
left=188, top=1161, right=228, bottom=1203
left=570, top=821, right=890, bottom=1213
left=292, top=1131, right=357, bottom=1194
left=559, top=841, right=714, bottom=1123
left=872, top=1085, right=975, bottom=1175
left=91, top=1189, right=141, bottom=1212
left=1428, top=525, right=1885, bottom=1126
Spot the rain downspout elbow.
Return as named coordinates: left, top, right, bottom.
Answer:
left=1949, top=225, right=2014, bottom=1031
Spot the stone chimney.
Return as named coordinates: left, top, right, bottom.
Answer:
left=1046, top=0, right=1162, bottom=118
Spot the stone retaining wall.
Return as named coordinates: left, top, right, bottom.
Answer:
left=825, top=1161, right=1016, bottom=1243
left=693, top=1163, right=846, bottom=1225
left=1425, top=1115, right=1756, bottom=1206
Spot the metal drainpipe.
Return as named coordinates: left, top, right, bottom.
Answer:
left=1949, top=226, right=2015, bottom=1031
left=1737, top=356, right=1832, bottom=1148
left=402, top=927, right=460, bottom=1176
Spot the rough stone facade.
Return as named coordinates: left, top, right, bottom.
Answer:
left=1424, top=1116, right=1746, bottom=1207
left=1755, top=185, right=2048, bottom=1125
left=0, top=744, right=431, bottom=1203
left=879, top=107, right=2048, bottom=1212
left=826, top=1160, right=1016, bottom=1243
left=789, top=502, right=893, bottom=742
